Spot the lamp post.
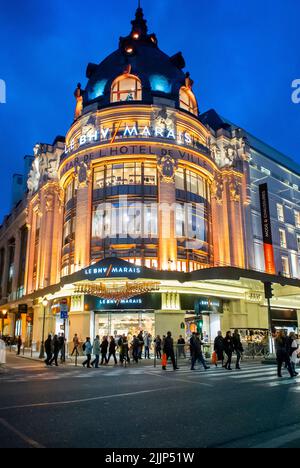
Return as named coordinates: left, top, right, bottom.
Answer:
left=39, top=299, right=48, bottom=359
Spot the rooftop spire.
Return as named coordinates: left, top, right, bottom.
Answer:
left=131, top=2, right=148, bottom=36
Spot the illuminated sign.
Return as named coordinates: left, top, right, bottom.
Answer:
left=98, top=298, right=142, bottom=305
left=64, top=124, right=193, bottom=155
left=85, top=293, right=161, bottom=310
left=60, top=143, right=213, bottom=177
left=259, top=183, right=276, bottom=275
left=84, top=264, right=141, bottom=277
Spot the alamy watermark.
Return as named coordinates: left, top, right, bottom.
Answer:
left=292, top=79, right=300, bottom=104
left=0, top=79, right=6, bottom=104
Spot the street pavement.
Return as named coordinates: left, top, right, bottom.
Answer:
left=1, top=352, right=300, bottom=448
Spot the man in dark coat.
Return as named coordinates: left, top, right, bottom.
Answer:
left=275, top=330, right=295, bottom=378
left=214, top=331, right=225, bottom=367
left=49, top=335, right=60, bottom=367
left=232, top=329, right=244, bottom=370
left=44, top=335, right=52, bottom=366
left=107, top=336, right=118, bottom=364
left=163, top=331, right=179, bottom=371
left=100, top=336, right=109, bottom=365
left=191, top=333, right=210, bottom=371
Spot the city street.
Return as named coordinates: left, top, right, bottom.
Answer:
left=1, top=353, right=300, bottom=448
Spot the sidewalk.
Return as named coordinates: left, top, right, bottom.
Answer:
left=7, top=347, right=165, bottom=368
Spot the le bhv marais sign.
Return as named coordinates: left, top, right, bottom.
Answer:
left=64, top=124, right=194, bottom=155
left=84, top=264, right=142, bottom=278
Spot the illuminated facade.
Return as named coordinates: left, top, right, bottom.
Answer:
left=1, top=7, right=300, bottom=348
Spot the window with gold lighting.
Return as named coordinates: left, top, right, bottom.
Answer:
left=111, top=75, right=142, bottom=103
left=179, top=87, right=198, bottom=116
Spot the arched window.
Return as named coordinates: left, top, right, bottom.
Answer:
left=111, top=75, right=142, bottom=103
left=179, top=87, right=198, bottom=116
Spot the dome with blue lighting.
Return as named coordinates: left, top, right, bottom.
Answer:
left=82, top=6, right=198, bottom=115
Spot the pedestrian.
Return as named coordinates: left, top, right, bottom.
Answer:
left=71, top=334, right=80, bottom=357
left=17, top=336, right=22, bottom=355
left=154, top=335, right=162, bottom=359
left=223, top=331, right=234, bottom=370
left=132, top=335, right=140, bottom=363
left=138, top=331, right=144, bottom=359
left=100, top=336, right=109, bottom=365
left=49, top=335, right=60, bottom=367
left=44, top=334, right=53, bottom=366
left=275, top=331, right=295, bottom=378
left=0, top=336, right=6, bottom=366
left=82, top=337, right=93, bottom=368
left=232, top=329, right=243, bottom=370
left=58, top=333, right=66, bottom=362
left=289, top=332, right=299, bottom=376
left=162, top=331, right=179, bottom=371
left=120, top=336, right=130, bottom=365
left=91, top=335, right=101, bottom=368
left=214, top=331, right=224, bottom=367
left=190, top=333, right=210, bottom=371
left=144, top=332, right=152, bottom=359
left=177, top=335, right=186, bottom=359
left=107, top=336, right=118, bottom=365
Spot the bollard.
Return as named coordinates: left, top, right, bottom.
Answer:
left=31, top=347, right=33, bottom=358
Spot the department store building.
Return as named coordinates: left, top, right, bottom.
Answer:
left=1, top=7, right=300, bottom=348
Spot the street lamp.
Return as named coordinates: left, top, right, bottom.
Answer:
left=39, top=298, right=48, bottom=359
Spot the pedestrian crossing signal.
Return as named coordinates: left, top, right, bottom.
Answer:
left=264, top=282, right=274, bottom=299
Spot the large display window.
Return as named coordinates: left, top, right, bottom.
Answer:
left=95, top=311, right=155, bottom=340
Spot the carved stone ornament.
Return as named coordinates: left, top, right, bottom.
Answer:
left=76, top=161, right=91, bottom=187
left=152, top=106, right=176, bottom=134
left=229, top=177, right=241, bottom=202
left=211, top=174, right=224, bottom=204
left=27, top=146, right=61, bottom=195
left=157, top=154, right=178, bottom=183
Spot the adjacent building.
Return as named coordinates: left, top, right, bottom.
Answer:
left=1, top=7, right=300, bottom=349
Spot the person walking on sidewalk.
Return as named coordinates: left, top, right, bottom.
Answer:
left=100, top=336, right=109, bottom=365
left=224, top=331, right=234, bottom=371
left=17, top=336, right=22, bottom=356
left=107, top=336, right=118, bottom=365
left=288, top=332, right=299, bottom=376
left=154, top=335, right=162, bottom=359
left=144, top=332, right=152, bottom=359
left=163, top=331, right=179, bottom=371
left=132, top=335, right=140, bottom=363
left=91, top=335, right=101, bottom=368
left=138, top=331, right=144, bottom=359
left=275, top=330, right=295, bottom=378
left=71, top=334, right=80, bottom=357
left=82, top=337, right=93, bottom=368
left=232, top=329, right=243, bottom=370
left=177, top=335, right=186, bottom=359
left=44, top=334, right=53, bottom=366
left=214, top=331, right=224, bottom=367
left=49, top=335, right=60, bottom=367
left=190, top=333, right=210, bottom=371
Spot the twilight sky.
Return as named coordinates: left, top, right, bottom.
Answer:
left=0, top=0, right=299, bottom=222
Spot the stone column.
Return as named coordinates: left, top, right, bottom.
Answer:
left=157, top=151, right=178, bottom=272
left=74, top=163, right=92, bottom=271
left=11, top=229, right=21, bottom=299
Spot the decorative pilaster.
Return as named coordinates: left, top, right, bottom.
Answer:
left=74, top=162, right=93, bottom=270
left=157, top=154, right=178, bottom=271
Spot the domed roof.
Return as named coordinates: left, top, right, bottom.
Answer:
left=82, top=7, right=195, bottom=112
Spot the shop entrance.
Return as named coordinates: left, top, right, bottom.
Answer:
left=95, top=310, right=155, bottom=341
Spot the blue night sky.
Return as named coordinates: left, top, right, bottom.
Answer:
left=0, top=0, right=299, bottom=222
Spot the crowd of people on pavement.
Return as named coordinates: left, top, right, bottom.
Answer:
left=44, top=333, right=66, bottom=367
left=2, top=327, right=300, bottom=379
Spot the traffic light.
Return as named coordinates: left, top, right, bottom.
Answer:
left=196, top=314, right=203, bottom=333
left=264, top=282, right=274, bottom=300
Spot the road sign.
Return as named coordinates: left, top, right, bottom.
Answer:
left=60, top=300, right=68, bottom=319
